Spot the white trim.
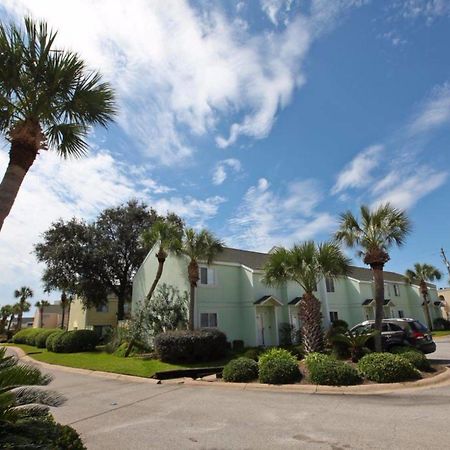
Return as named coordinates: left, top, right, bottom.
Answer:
left=256, top=295, right=283, bottom=307
left=274, top=307, right=279, bottom=346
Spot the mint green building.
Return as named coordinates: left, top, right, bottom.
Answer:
left=132, top=247, right=443, bottom=346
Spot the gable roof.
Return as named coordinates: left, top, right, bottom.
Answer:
left=214, top=247, right=409, bottom=284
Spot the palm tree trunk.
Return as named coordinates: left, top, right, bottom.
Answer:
left=16, top=312, right=23, bottom=331
left=7, top=315, right=14, bottom=332
left=372, top=265, right=385, bottom=352
left=61, top=306, right=66, bottom=330
left=188, top=260, right=199, bottom=331
left=0, top=140, right=38, bottom=232
left=421, top=289, right=433, bottom=331
left=298, top=293, right=323, bottom=353
left=40, top=308, right=44, bottom=328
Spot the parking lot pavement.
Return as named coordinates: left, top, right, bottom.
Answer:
left=7, top=342, right=450, bottom=449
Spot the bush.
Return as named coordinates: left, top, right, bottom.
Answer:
left=281, top=344, right=304, bottom=360
left=326, top=321, right=350, bottom=359
left=49, top=330, right=99, bottom=353
left=305, top=353, right=362, bottom=386
left=154, top=329, right=228, bottom=363
left=390, top=347, right=431, bottom=371
left=12, top=328, right=42, bottom=345
left=46, top=330, right=66, bottom=352
left=223, top=357, right=258, bottom=382
left=433, top=317, right=450, bottom=331
left=242, top=347, right=264, bottom=361
left=258, top=348, right=301, bottom=384
left=232, top=340, right=244, bottom=352
left=35, top=329, right=61, bottom=348
left=358, top=352, right=421, bottom=383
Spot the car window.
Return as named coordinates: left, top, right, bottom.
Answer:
left=381, top=323, right=389, bottom=332
left=388, top=323, right=403, bottom=332
left=411, top=321, right=428, bottom=332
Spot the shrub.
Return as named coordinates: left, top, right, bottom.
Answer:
left=223, top=357, right=258, bottom=382
left=154, top=329, right=228, bottom=363
left=305, top=352, right=362, bottom=386
left=49, top=330, right=99, bottom=353
left=433, top=317, right=450, bottom=331
left=358, top=352, right=421, bottom=383
left=232, top=340, right=244, bottom=352
left=258, top=348, right=301, bottom=384
left=326, top=321, right=350, bottom=359
left=242, top=347, right=263, bottom=361
left=46, top=330, right=65, bottom=352
left=390, top=347, right=431, bottom=371
left=34, top=329, right=61, bottom=348
left=12, top=328, right=42, bottom=345
left=281, top=344, right=304, bottom=360
left=331, top=319, right=349, bottom=331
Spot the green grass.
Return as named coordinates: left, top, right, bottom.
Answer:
left=432, top=330, right=450, bottom=337
left=3, top=343, right=230, bottom=378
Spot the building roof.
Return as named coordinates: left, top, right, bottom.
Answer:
left=288, top=297, right=302, bottom=305
left=215, top=247, right=409, bottom=283
left=362, top=299, right=392, bottom=306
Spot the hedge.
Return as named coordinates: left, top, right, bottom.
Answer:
left=358, top=352, right=421, bottom=383
left=390, top=347, right=431, bottom=371
left=305, top=353, right=362, bottom=386
left=48, top=330, right=99, bottom=353
left=154, top=329, right=228, bottom=363
left=433, top=317, right=450, bottom=331
left=35, top=329, right=61, bottom=348
left=46, top=330, right=66, bottom=352
left=223, top=357, right=258, bottom=382
left=258, top=348, right=301, bottom=384
left=12, top=328, right=42, bottom=346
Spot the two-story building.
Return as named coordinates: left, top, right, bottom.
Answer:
left=132, top=246, right=443, bottom=347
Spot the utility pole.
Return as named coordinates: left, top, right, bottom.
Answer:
left=440, top=248, right=450, bottom=279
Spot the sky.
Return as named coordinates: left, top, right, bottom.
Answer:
left=0, top=0, right=450, bottom=310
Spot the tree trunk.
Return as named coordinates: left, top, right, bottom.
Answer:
left=0, top=138, right=39, bottom=232
left=61, top=306, right=66, bottom=330
left=7, top=315, right=14, bottom=332
left=188, top=260, right=199, bottom=331
left=420, top=282, right=433, bottom=330
left=117, top=293, right=126, bottom=321
left=371, top=264, right=385, bottom=352
left=0, top=318, right=6, bottom=334
left=298, top=293, right=323, bottom=353
left=16, top=312, right=23, bottom=331
left=40, top=308, right=44, bottom=328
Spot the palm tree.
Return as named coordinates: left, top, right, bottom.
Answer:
left=0, top=18, right=116, bottom=232
left=34, top=300, right=50, bottom=328
left=263, top=241, right=351, bottom=353
left=0, top=305, right=13, bottom=334
left=59, top=292, right=73, bottom=330
left=14, top=287, right=33, bottom=330
left=335, top=204, right=411, bottom=351
left=125, top=218, right=183, bottom=357
left=404, top=263, right=442, bottom=330
left=7, top=304, right=20, bottom=332
left=181, top=228, right=223, bottom=330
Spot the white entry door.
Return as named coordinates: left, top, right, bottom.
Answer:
left=256, top=312, right=265, bottom=346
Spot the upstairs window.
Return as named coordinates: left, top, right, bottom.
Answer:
left=329, top=311, right=339, bottom=323
left=199, top=266, right=215, bottom=286
left=96, top=304, right=108, bottom=313
left=384, top=283, right=391, bottom=297
left=393, top=284, right=400, bottom=297
left=200, top=312, right=218, bottom=328
left=325, top=277, right=335, bottom=293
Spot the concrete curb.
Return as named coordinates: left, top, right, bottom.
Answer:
left=6, top=346, right=160, bottom=385
left=177, top=367, right=450, bottom=395
left=7, top=346, right=450, bottom=394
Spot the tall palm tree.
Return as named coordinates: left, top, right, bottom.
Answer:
left=263, top=241, right=351, bottom=353
left=404, top=263, right=442, bottom=330
left=335, top=204, right=411, bottom=351
left=0, top=18, right=116, bottom=232
left=125, top=218, right=183, bottom=357
left=181, top=228, right=223, bottom=330
left=59, top=292, right=73, bottom=330
left=34, top=300, right=50, bottom=328
left=7, top=304, right=20, bottom=332
left=14, top=287, right=33, bottom=330
left=0, top=305, right=13, bottom=334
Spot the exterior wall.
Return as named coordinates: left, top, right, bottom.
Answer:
left=67, top=297, right=87, bottom=330
left=33, top=304, right=63, bottom=329
left=131, top=249, right=441, bottom=347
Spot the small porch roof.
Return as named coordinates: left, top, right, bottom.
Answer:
left=288, top=297, right=303, bottom=306
left=254, top=295, right=283, bottom=306
left=362, top=299, right=394, bottom=307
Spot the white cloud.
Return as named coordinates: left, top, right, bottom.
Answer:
left=331, top=145, right=384, bottom=194
left=212, top=158, right=242, bottom=185
left=261, top=0, right=293, bottom=26
left=395, top=0, right=450, bottom=23
left=372, top=167, right=448, bottom=209
left=2, top=0, right=365, bottom=164
left=227, top=178, right=335, bottom=251
left=408, top=83, right=450, bottom=136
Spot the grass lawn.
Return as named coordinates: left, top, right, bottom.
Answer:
left=4, top=344, right=229, bottom=378
left=432, top=330, right=450, bottom=337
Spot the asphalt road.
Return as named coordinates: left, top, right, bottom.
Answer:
left=9, top=338, right=450, bottom=449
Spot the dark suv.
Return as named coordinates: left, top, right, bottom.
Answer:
left=350, top=318, right=436, bottom=354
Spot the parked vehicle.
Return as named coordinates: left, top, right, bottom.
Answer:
left=350, top=318, right=436, bottom=354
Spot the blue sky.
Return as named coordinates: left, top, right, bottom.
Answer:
left=1, top=0, right=450, bottom=308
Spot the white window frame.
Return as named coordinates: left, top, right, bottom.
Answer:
left=325, top=277, right=335, bottom=293
left=198, top=265, right=217, bottom=287
left=393, top=284, right=400, bottom=297
left=199, top=312, right=218, bottom=328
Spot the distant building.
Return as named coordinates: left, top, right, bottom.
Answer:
left=438, top=288, right=450, bottom=320
left=33, top=302, right=64, bottom=329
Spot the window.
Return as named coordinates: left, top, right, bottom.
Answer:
left=398, top=310, right=404, bottom=318
left=96, top=304, right=108, bottom=313
left=199, top=266, right=215, bottom=286
left=325, top=277, right=335, bottom=293
left=329, top=311, right=339, bottom=322
left=393, top=284, right=400, bottom=297
left=384, top=283, right=391, bottom=296
left=200, top=312, right=218, bottom=328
